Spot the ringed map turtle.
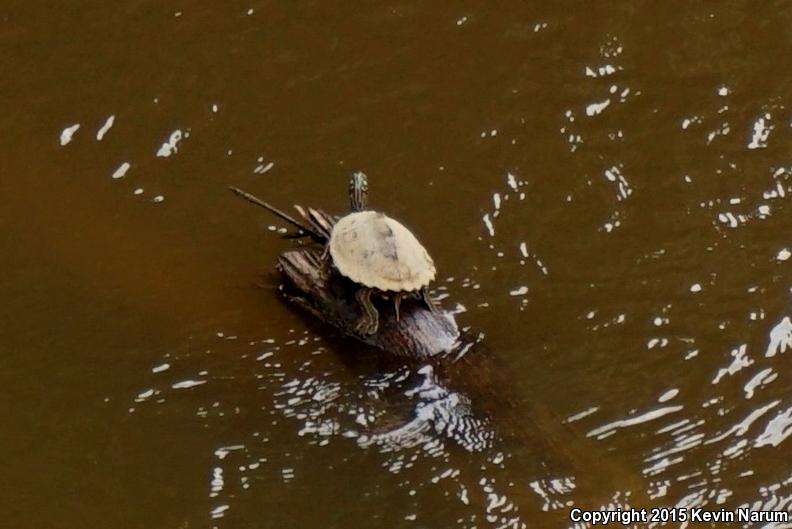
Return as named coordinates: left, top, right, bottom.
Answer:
left=328, top=172, right=438, bottom=335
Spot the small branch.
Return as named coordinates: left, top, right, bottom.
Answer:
left=228, top=186, right=325, bottom=241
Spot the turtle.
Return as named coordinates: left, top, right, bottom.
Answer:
left=327, top=172, right=438, bottom=335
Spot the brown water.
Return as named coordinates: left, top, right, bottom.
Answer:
left=4, top=2, right=792, bottom=527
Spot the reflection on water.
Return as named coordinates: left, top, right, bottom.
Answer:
left=121, top=307, right=792, bottom=527
left=129, top=308, right=792, bottom=527
left=5, top=1, right=792, bottom=528
left=133, top=331, right=525, bottom=527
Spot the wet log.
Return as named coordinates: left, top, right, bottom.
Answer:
left=229, top=186, right=466, bottom=360
left=276, top=243, right=466, bottom=361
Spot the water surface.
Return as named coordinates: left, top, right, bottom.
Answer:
left=4, top=2, right=792, bottom=528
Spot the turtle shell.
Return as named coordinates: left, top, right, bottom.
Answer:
left=329, top=210, right=436, bottom=292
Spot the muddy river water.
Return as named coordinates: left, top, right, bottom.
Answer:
left=4, top=2, right=792, bottom=528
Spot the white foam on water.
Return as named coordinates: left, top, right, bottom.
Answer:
left=59, top=123, right=80, bottom=146
left=151, top=363, right=170, bottom=373
left=766, top=317, right=792, bottom=357
left=254, top=161, right=274, bottom=174
left=584, top=64, right=617, bottom=77
left=135, top=388, right=155, bottom=402
left=743, top=368, right=776, bottom=399
left=111, top=162, right=130, bottom=179
left=588, top=405, right=684, bottom=439
left=658, top=389, right=679, bottom=402
left=603, top=165, right=632, bottom=200
left=747, top=113, right=772, bottom=149
left=214, top=445, right=245, bottom=459
left=482, top=214, right=494, bottom=236
left=712, top=344, right=752, bottom=383
left=705, top=401, right=780, bottom=446
left=566, top=406, right=599, bottom=423
left=586, top=98, right=611, bottom=116
left=506, top=172, right=518, bottom=191
left=96, top=115, right=115, bottom=140
left=156, top=129, right=184, bottom=157
left=172, top=379, right=206, bottom=389
left=210, top=504, right=229, bottom=519
left=755, top=406, right=792, bottom=448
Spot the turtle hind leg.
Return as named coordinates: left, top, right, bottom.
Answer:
left=355, top=287, right=379, bottom=335
left=420, top=287, right=440, bottom=314
left=393, top=291, right=408, bottom=322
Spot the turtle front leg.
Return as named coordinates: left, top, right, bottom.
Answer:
left=355, top=287, right=380, bottom=335
left=319, top=245, right=332, bottom=278
left=420, top=287, right=440, bottom=314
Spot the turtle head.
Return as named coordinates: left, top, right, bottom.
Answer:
left=349, top=171, right=369, bottom=211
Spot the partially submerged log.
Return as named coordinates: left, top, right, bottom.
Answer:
left=230, top=187, right=651, bottom=496
left=230, top=186, right=466, bottom=360
left=278, top=249, right=465, bottom=359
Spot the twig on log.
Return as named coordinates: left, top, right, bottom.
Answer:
left=228, top=186, right=325, bottom=241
